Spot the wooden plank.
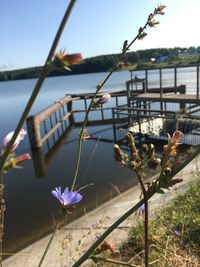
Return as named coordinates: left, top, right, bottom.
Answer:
left=134, top=93, right=200, bottom=104
left=75, top=117, right=129, bottom=127
left=35, top=95, right=72, bottom=122
left=129, top=63, right=200, bottom=72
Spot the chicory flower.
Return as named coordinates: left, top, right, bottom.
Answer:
left=52, top=187, right=83, bottom=207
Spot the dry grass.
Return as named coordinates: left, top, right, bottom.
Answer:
left=90, top=177, right=200, bottom=266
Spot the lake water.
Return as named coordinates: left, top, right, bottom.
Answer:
left=0, top=67, right=198, bottom=254
left=0, top=71, right=136, bottom=254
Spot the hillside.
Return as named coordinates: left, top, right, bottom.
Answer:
left=1, top=47, right=200, bottom=81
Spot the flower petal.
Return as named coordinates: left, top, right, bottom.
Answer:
left=52, top=186, right=83, bottom=207
left=68, top=191, right=83, bottom=205
left=52, top=187, right=64, bottom=205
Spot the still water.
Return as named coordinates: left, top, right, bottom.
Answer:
left=0, top=67, right=198, bottom=253
left=0, top=71, right=135, bottom=253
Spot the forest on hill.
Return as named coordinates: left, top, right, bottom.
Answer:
left=1, top=47, right=200, bottom=81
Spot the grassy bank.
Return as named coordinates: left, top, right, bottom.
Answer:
left=94, top=176, right=200, bottom=266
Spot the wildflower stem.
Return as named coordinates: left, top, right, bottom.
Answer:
left=144, top=199, right=149, bottom=267
left=72, top=189, right=155, bottom=267
left=135, top=172, right=148, bottom=267
left=0, top=175, right=4, bottom=267
left=126, top=22, right=148, bottom=50
left=71, top=8, right=156, bottom=190
left=37, top=223, right=60, bottom=267
left=0, top=0, right=77, bottom=175
left=71, top=71, right=113, bottom=191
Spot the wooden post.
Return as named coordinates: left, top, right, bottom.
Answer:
left=27, top=116, right=43, bottom=148
left=159, top=68, right=163, bottom=111
left=197, top=65, right=199, bottom=101
left=84, top=98, right=87, bottom=109
left=180, top=85, right=186, bottom=110
left=101, top=105, right=105, bottom=120
left=174, top=67, right=177, bottom=94
left=116, top=96, right=119, bottom=106
left=112, top=108, right=117, bottom=143
left=67, top=100, right=75, bottom=125
left=126, top=80, right=131, bottom=107
left=145, top=69, right=148, bottom=92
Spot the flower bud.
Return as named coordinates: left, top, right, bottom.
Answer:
left=154, top=4, right=166, bottom=15
left=163, top=167, right=171, bottom=176
left=100, top=240, right=116, bottom=253
left=79, top=128, right=90, bottom=141
left=148, top=157, right=161, bottom=169
left=2, top=129, right=27, bottom=153
left=53, top=49, right=83, bottom=71
left=114, top=144, right=128, bottom=164
left=15, top=153, right=31, bottom=165
left=92, top=93, right=111, bottom=108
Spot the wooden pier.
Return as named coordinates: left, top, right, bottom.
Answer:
left=26, top=64, right=200, bottom=177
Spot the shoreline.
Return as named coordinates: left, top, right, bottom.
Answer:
left=3, top=152, right=200, bottom=267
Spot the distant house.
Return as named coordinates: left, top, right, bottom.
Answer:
left=150, top=58, right=156, bottom=63
left=150, top=56, right=169, bottom=64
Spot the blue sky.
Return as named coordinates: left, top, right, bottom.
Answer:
left=1, top=0, right=199, bottom=70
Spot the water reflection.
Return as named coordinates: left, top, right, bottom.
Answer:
left=31, top=124, right=75, bottom=177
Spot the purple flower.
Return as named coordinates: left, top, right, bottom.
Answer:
left=98, top=93, right=111, bottom=104
left=139, top=204, right=145, bottom=213
left=92, top=93, right=111, bottom=108
left=52, top=187, right=83, bottom=206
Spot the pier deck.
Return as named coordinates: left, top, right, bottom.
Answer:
left=134, top=93, right=200, bottom=104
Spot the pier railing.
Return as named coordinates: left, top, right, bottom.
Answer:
left=27, top=91, right=127, bottom=149
left=26, top=91, right=128, bottom=176
left=27, top=95, right=74, bottom=148
left=112, top=104, right=200, bottom=147
left=129, top=64, right=200, bottom=100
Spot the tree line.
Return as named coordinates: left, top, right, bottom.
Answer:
left=1, top=47, right=200, bottom=81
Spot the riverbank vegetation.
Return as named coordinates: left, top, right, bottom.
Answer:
left=96, top=177, right=200, bottom=266
left=1, top=47, right=200, bottom=81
